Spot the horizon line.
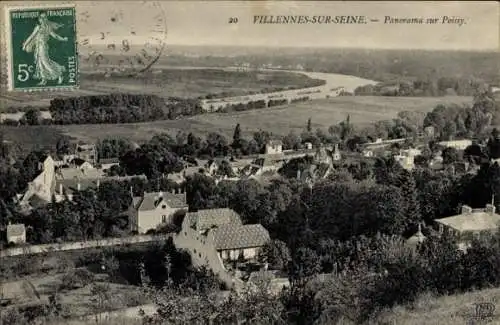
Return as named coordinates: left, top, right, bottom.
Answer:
left=80, top=43, right=499, bottom=53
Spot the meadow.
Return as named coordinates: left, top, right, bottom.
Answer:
left=49, top=95, right=472, bottom=143
left=0, top=95, right=472, bottom=149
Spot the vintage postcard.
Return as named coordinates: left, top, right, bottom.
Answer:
left=0, top=1, right=499, bottom=324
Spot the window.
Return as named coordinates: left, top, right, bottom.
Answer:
left=161, top=215, right=166, bottom=223
left=162, top=205, right=166, bottom=209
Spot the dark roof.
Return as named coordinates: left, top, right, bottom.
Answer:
left=186, top=208, right=242, bottom=231
left=211, top=224, right=270, bottom=250
left=135, top=191, right=187, bottom=211
left=69, top=158, right=87, bottom=166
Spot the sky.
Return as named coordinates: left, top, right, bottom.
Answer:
left=1, top=1, right=499, bottom=50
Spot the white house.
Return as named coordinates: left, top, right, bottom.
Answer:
left=265, top=140, right=283, bottom=155
left=132, top=190, right=188, bottom=233
left=6, top=223, right=26, bottom=244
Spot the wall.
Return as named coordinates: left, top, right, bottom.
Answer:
left=175, top=223, right=245, bottom=291
left=22, top=157, right=55, bottom=204
left=265, top=144, right=283, bottom=155
left=137, top=206, right=187, bottom=233
left=0, top=234, right=172, bottom=258
left=219, top=247, right=259, bottom=261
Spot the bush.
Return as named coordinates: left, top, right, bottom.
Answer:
left=59, top=268, right=95, bottom=290
left=0, top=308, right=26, bottom=325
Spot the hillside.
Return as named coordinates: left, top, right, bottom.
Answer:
left=376, top=288, right=500, bottom=325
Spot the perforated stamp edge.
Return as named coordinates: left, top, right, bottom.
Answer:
left=3, top=3, right=79, bottom=93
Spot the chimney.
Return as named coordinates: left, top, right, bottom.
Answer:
left=485, top=204, right=496, bottom=214
left=77, top=182, right=81, bottom=191
left=59, top=183, right=63, bottom=195
left=461, top=205, right=473, bottom=214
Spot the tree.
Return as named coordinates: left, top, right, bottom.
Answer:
left=55, top=137, right=71, bottom=155
left=442, top=147, right=460, bottom=165
left=24, top=108, right=40, bottom=125
left=258, top=239, right=291, bottom=272
left=307, top=118, right=312, bottom=132
left=232, top=123, right=241, bottom=143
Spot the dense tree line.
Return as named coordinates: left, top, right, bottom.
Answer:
left=423, top=88, right=499, bottom=140
left=354, top=77, right=485, bottom=97
left=48, top=93, right=203, bottom=125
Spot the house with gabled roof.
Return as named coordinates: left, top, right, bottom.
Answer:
left=181, top=208, right=270, bottom=263
left=132, top=190, right=188, bottom=233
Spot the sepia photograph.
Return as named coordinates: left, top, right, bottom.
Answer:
left=0, top=1, right=499, bottom=324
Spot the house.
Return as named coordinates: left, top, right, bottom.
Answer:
left=75, top=143, right=98, bottom=165
left=69, top=158, right=94, bottom=170
left=54, top=178, right=100, bottom=201
left=297, top=163, right=333, bottom=185
left=437, top=139, right=473, bottom=151
left=181, top=208, right=270, bottom=262
left=424, top=126, right=435, bottom=138
left=99, top=157, right=120, bottom=170
left=204, top=158, right=225, bottom=176
left=394, top=148, right=422, bottom=170
left=265, top=140, right=283, bottom=155
left=18, top=155, right=56, bottom=208
left=251, top=157, right=282, bottom=175
left=434, top=204, right=500, bottom=249
left=183, top=208, right=242, bottom=234
left=332, top=144, right=341, bottom=161
left=132, top=190, right=188, bottom=233
left=6, top=223, right=26, bottom=244
left=209, top=223, right=270, bottom=261
left=56, top=166, right=105, bottom=180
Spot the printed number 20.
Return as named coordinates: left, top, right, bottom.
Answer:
left=228, top=17, right=238, bottom=24
left=17, top=64, right=33, bottom=82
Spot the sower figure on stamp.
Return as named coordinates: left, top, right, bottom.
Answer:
left=22, top=12, right=68, bottom=86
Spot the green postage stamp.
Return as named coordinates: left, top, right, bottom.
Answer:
left=4, top=5, right=78, bottom=91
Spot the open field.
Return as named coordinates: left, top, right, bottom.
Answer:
left=46, top=95, right=472, bottom=143
left=1, top=271, right=148, bottom=319
left=376, top=287, right=500, bottom=325
left=0, top=68, right=324, bottom=110
left=0, top=95, right=472, bottom=149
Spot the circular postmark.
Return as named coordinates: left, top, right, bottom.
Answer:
left=77, top=1, right=167, bottom=76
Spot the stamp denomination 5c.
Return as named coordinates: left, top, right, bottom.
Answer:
left=4, top=5, right=78, bottom=91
